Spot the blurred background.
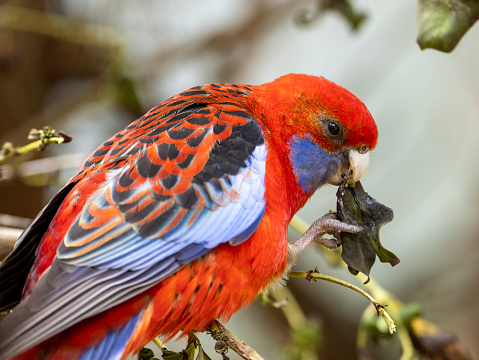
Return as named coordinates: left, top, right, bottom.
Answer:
left=0, top=0, right=478, bottom=359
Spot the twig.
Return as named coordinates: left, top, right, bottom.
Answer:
left=289, top=269, right=396, bottom=334
left=0, top=127, right=72, bottom=165
left=207, top=320, right=265, bottom=360
left=289, top=215, right=397, bottom=333
left=270, top=287, right=305, bottom=331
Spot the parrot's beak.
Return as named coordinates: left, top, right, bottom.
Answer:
left=326, top=148, right=371, bottom=186
left=348, top=149, right=371, bottom=183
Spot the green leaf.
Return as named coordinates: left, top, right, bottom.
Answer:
left=398, top=302, right=422, bottom=327
left=417, top=0, right=479, bottom=52
left=337, top=181, right=399, bottom=278
left=195, top=346, right=213, bottom=360
left=184, top=342, right=196, bottom=360
left=282, top=319, right=322, bottom=360
left=161, top=349, right=183, bottom=360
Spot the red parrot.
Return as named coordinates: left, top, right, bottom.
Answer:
left=0, top=74, right=377, bottom=359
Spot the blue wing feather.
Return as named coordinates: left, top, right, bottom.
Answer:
left=79, top=311, right=143, bottom=360
left=0, top=97, right=267, bottom=360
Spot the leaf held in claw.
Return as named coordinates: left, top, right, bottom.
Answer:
left=336, top=181, right=399, bottom=279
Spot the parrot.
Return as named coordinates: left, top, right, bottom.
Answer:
left=0, top=73, right=378, bottom=360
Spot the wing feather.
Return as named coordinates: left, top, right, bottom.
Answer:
left=0, top=83, right=266, bottom=359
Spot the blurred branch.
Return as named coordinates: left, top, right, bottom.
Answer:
left=267, top=287, right=321, bottom=360
left=0, top=5, right=122, bottom=49
left=408, top=317, right=472, bottom=360
left=141, top=1, right=299, bottom=79
left=1, top=77, right=113, bottom=149
left=295, top=0, right=367, bottom=30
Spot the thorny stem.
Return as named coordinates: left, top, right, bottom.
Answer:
left=270, top=287, right=306, bottom=332
left=288, top=270, right=396, bottom=334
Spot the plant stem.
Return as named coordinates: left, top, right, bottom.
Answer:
left=0, top=132, right=70, bottom=165
left=288, top=270, right=396, bottom=334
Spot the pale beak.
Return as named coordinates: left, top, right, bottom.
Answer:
left=348, top=149, right=371, bottom=183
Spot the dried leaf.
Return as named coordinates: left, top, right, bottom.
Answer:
left=337, top=181, right=399, bottom=278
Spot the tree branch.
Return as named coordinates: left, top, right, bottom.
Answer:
left=0, top=127, right=73, bottom=166
left=207, top=320, right=266, bottom=360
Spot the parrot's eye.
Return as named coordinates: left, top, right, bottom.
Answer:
left=358, top=145, right=369, bottom=154
left=326, top=120, right=343, bottom=139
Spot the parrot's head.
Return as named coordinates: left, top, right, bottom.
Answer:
left=249, top=73, right=378, bottom=194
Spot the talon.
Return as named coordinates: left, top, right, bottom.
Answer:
left=288, top=212, right=363, bottom=264
left=314, top=235, right=339, bottom=249
left=332, top=231, right=342, bottom=246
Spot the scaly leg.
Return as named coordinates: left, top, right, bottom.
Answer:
left=287, top=213, right=362, bottom=264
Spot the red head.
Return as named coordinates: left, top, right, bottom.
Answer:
left=246, top=73, right=378, bottom=192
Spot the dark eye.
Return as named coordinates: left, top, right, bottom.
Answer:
left=358, top=145, right=369, bottom=154
left=327, top=121, right=342, bottom=138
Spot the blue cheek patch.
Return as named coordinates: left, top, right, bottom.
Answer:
left=288, top=134, right=344, bottom=193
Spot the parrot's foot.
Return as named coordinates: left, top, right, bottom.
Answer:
left=287, top=213, right=362, bottom=264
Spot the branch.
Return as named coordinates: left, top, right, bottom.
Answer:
left=207, top=320, right=265, bottom=360
left=0, top=127, right=73, bottom=166
left=289, top=269, right=396, bottom=334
